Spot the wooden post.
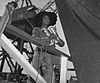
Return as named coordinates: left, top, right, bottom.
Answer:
left=0, top=34, right=46, bottom=83
left=60, top=56, right=68, bottom=83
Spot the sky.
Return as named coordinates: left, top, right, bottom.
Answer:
left=0, top=0, right=76, bottom=80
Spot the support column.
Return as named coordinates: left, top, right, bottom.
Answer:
left=0, top=34, right=46, bottom=83
left=60, top=56, right=68, bottom=83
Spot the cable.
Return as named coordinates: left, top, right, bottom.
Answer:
left=23, top=13, right=41, bottom=83
left=24, top=15, right=34, bottom=29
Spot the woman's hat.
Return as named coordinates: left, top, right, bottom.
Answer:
left=33, top=11, right=57, bottom=27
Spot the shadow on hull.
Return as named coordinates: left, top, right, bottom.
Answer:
left=55, top=0, right=100, bottom=83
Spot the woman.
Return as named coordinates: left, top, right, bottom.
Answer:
left=31, top=11, right=64, bottom=83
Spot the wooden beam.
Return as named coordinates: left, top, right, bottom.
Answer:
left=6, top=24, right=45, bottom=46
left=60, top=56, right=68, bottom=83
left=0, top=34, right=46, bottom=83
left=5, top=24, right=70, bottom=59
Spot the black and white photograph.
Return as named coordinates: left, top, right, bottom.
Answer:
left=0, top=0, right=99, bottom=83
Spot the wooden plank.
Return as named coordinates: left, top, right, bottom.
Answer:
left=6, top=24, right=45, bottom=46
left=5, top=24, right=70, bottom=59
left=60, top=56, right=68, bottom=83
left=0, top=34, right=46, bottom=83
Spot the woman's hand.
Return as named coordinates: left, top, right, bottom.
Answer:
left=57, top=38, right=65, bottom=47
left=49, top=34, right=57, bottom=40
